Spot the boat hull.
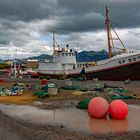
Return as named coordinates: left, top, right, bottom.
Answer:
left=69, top=61, right=140, bottom=80
left=38, top=60, right=140, bottom=81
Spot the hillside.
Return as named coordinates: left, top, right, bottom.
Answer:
left=76, top=50, right=109, bottom=62
left=28, top=54, right=53, bottom=60
left=27, top=50, right=109, bottom=62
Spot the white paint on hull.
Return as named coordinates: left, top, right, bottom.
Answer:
left=38, top=52, right=140, bottom=75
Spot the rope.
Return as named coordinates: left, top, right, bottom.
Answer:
left=110, top=20, right=140, bottom=39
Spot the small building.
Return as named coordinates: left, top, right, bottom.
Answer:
left=5, top=60, right=14, bottom=65
left=26, top=59, right=39, bottom=68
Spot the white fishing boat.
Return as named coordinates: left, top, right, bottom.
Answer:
left=38, top=7, right=140, bottom=80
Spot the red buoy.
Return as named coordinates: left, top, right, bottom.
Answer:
left=88, top=97, right=109, bottom=118
left=109, top=100, right=128, bottom=119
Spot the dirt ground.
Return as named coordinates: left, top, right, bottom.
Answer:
left=1, top=110, right=140, bottom=140
left=0, top=77, right=140, bottom=140
left=1, top=78, right=140, bottom=107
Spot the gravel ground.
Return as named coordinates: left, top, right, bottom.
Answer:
left=0, top=110, right=140, bottom=140
left=0, top=76, right=140, bottom=139
left=0, top=110, right=110, bottom=140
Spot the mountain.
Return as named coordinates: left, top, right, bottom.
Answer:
left=76, top=50, right=109, bottom=62
left=27, top=50, right=109, bottom=62
left=27, top=54, right=53, bottom=60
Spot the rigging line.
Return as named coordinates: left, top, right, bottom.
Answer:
left=110, top=20, right=140, bottom=39
left=109, top=23, right=126, bottom=50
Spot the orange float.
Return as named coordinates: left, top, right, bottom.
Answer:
left=88, top=97, right=109, bottom=118
left=109, top=100, right=128, bottom=119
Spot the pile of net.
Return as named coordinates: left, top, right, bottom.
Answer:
left=0, top=86, right=23, bottom=96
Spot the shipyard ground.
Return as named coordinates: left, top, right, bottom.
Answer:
left=0, top=77, right=140, bottom=140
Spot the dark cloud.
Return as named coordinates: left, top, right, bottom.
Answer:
left=0, top=20, right=30, bottom=46
left=0, top=0, right=140, bottom=32
left=0, top=0, right=140, bottom=58
left=0, top=40, right=9, bottom=45
left=38, top=0, right=140, bottom=34
left=0, top=0, right=57, bottom=21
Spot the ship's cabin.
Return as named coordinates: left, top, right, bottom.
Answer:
left=53, top=44, right=76, bottom=56
left=53, top=44, right=77, bottom=65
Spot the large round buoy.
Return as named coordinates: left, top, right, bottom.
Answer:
left=88, top=97, right=109, bottom=118
left=109, top=100, right=128, bottom=119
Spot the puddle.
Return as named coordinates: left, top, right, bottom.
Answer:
left=33, top=100, right=79, bottom=108
left=0, top=104, right=140, bottom=134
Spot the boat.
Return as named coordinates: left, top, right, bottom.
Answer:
left=38, top=7, right=140, bottom=80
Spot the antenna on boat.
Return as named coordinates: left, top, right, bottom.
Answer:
left=105, top=6, right=126, bottom=58
left=53, top=31, right=55, bottom=53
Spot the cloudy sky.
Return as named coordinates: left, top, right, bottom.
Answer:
left=0, top=0, right=140, bottom=59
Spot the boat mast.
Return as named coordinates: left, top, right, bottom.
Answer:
left=105, top=6, right=112, bottom=58
left=105, top=7, right=126, bottom=58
